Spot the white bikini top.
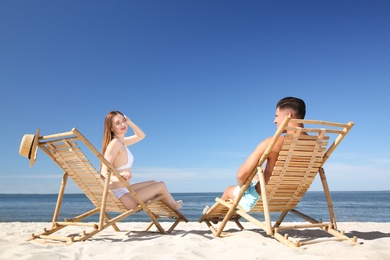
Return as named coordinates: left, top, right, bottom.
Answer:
left=115, top=146, right=134, bottom=171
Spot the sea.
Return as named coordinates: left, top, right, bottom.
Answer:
left=0, top=191, right=389, bottom=223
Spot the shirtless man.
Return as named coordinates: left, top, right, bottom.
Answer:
left=220, top=97, right=306, bottom=211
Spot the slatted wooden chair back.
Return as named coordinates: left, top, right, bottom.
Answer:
left=251, top=119, right=352, bottom=213
left=39, top=130, right=127, bottom=212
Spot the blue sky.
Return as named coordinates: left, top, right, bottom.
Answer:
left=1, top=1, right=389, bottom=194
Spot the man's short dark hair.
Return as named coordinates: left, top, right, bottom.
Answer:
left=276, top=97, right=306, bottom=119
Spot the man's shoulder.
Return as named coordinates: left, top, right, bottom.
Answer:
left=262, top=135, right=284, bottom=144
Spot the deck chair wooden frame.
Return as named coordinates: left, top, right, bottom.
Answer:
left=29, top=128, right=188, bottom=244
left=199, top=116, right=357, bottom=248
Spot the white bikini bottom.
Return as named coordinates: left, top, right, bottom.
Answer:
left=111, top=187, right=130, bottom=199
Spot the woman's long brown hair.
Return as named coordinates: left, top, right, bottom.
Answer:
left=100, top=110, right=124, bottom=171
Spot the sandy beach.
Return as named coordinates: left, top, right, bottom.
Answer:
left=1, top=221, right=389, bottom=259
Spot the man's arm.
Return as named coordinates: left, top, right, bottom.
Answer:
left=236, top=137, right=272, bottom=186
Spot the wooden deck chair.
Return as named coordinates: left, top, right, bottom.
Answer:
left=21, top=128, right=188, bottom=244
left=199, top=116, right=358, bottom=248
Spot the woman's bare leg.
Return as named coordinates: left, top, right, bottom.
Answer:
left=131, top=180, right=157, bottom=191
left=117, top=181, right=158, bottom=209
left=119, top=181, right=181, bottom=210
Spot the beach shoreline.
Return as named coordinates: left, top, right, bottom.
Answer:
left=1, top=221, right=389, bottom=259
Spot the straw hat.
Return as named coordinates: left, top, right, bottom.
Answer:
left=19, top=128, right=40, bottom=167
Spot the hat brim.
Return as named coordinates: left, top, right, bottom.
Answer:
left=29, top=128, right=40, bottom=167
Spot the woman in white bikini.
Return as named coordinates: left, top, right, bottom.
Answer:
left=100, top=110, right=182, bottom=210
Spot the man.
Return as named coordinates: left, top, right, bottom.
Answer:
left=220, top=96, right=306, bottom=211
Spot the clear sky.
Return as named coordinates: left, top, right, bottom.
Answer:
left=1, top=1, right=389, bottom=194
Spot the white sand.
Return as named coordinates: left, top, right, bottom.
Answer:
left=1, top=222, right=389, bottom=259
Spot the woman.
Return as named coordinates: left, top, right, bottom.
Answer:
left=101, top=111, right=182, bottom=210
